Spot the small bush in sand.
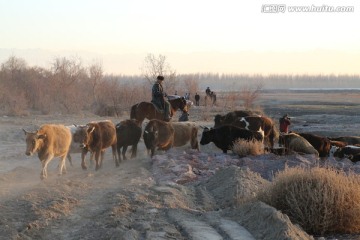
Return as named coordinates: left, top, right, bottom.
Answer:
left=232, top=139, right=264, bottom=156
left=258, top=166, right=360, bottom=235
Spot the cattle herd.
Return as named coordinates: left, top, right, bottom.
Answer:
left=23, top=109, right=360, bottom=180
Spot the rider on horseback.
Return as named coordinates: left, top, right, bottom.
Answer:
left=152, top=75, right=171, bottom=121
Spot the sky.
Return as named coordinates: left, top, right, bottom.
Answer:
left=0, top=0, right=359, bottom=75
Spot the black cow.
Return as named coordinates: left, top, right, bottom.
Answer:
left=116, top=119, right=142, bottom=162
left=200, top=125, right=263, bottom=153
left=334, top=145, right=360, bottom=159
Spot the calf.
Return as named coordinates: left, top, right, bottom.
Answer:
left=170, top=122, right=199, bottom=150
left=143, top=119, right=175, bottom=157
left=200, top=125, right=263, bottom=153
left=115, top=119, right=142, bottom=162
left=279, top=133, right=319, bottom=156
left=82, top=120, right=118, bottom=170
left=23, top=124, right=72, bottom=179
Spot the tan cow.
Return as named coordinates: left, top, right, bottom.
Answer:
left=81, top=120, right=117, bottom=170
left=279, top=133, right=319, bottom=157
left=170, top=122, right=199, bottom=150
left=23, top=124, right=72, bottom=180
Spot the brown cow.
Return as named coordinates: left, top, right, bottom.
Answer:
left=23, top=124, right=72, bottom=180
left=143, top=119, right=175, bottom=157
left=328, top=136, right=360, bottom=145
left=230, top=116, right=277, bottom=148
left=81, top=120, right=118, bottom=170
left=170, top=122, right=199, bottom=150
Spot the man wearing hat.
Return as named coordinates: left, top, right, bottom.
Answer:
left=152, top=75, right=171, bottom=121
left=279, top=114, right=291, bottom=133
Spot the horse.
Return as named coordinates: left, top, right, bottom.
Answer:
left=130, top=97, right=188, bottom=125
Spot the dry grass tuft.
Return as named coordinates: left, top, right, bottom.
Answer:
left=258, top=166, right=360, bottom=235
left=232, top=139, right=264, bottom=156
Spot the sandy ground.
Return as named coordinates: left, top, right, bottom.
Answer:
left=1, top=90, right=360, bottom=240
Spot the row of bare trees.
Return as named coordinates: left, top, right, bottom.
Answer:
left=0, top=54, right=266, bottom=116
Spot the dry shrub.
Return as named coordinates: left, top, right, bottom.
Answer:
left=258, top=166, right=360, bottom=235
left=232, top=139, right=264, bottom=156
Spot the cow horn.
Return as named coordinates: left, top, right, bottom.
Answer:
left=89, top=126, right=95, bottom=134
left=22, top=129, right=28, bottom=135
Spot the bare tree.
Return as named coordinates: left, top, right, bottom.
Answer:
left=88, top=61, right=104, bottom=106
left=140, top=53, right=178, bottom=94
left=240, top=82, right=264, bottom=109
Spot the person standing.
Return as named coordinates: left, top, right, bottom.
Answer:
left=211, top=91, right=217, bottom=106
left=279, top=114, right=291, bottom=133
left=194, top=92, right=200, bottom=106
left=151, top=75, right=171, bottom=121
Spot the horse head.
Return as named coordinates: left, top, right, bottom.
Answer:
left=170, top=97, right=188, bottom=113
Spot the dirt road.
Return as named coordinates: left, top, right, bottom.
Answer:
left=0, top=114, right=313, bottom=240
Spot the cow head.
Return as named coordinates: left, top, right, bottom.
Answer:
left=81, top=124, right=96, bottom=149
left=329, top=145, right=340, bottom=157
left=72, top=125, right=87, bottom=145
left=200, top=127, right=213, bottom=145
left=143, top=129, right=158, bottom=150
left=23, top=129, right=46, bottom=156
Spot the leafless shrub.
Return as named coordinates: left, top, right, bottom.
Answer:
left=239, top=83, right=263, bottom=109
left=199, top=105, right=212, bottom=121
left=232, top=139, right=264, bottom=156
left=140, top=53, right=178, bottom=93
left=258, top=166, right=360, bottom=235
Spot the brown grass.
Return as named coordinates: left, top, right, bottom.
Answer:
left=232, top=139, right=264, bottom=156
left=258, top=166, right=360, bottom=235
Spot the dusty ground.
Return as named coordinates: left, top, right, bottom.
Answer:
left=1, top=89, right=360, bottom=240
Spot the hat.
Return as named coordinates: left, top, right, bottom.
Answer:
left=157, top=75, right=164, bottom=81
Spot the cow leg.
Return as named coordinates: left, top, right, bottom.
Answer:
left=67, top=153, right=73, bottom=167
left=81, top=148, right=89, bottom=170
left=95, top=151, right=101, bottom=171
left=150, top=147, right=155, bottom=157
left=58, top=155, right=67, bottom=176
left=123, top=146, right=128, bottom=160
left=130, top=144, right=137, bottom=159
left=40, top=154, right=54, bottom=180
left=117, top=144, right=122, bottom=163
left=112, top=145, right=119, bottom=167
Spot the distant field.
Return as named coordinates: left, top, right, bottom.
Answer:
left=191, top=89, right=360, bottom=137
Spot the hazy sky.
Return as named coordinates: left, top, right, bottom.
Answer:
left=0, top=0, right=359, bottom=75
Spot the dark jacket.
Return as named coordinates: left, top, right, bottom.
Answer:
left=152, top=82, right=165, bottom=109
